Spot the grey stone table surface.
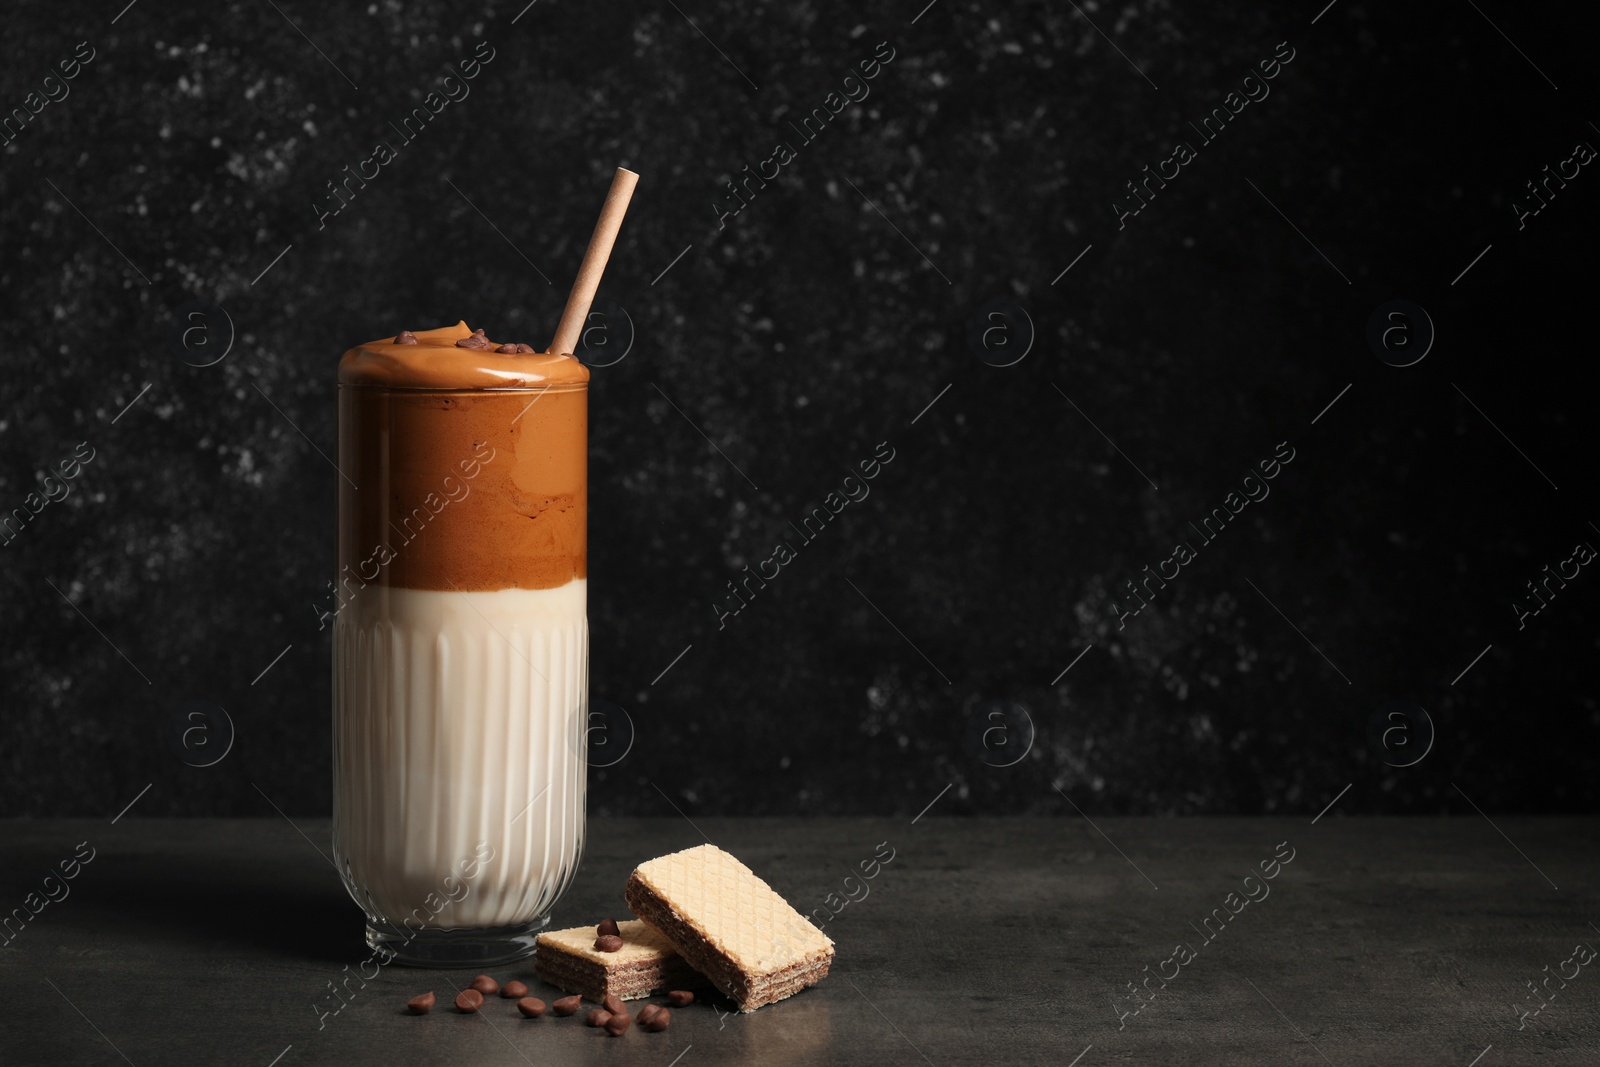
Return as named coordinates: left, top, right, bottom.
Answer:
left=1, top=816, right=1596, bottom=1066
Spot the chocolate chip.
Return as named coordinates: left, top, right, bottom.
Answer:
left=516, top=997, right=546, bottom=1018
left=495, top=343, right=519, bottom=354
left=454, top=989, right=484, bottom=1013
left=596, top=918, right=621, bottom=938
left=594, top=934, right=624, bottom=953
left=553, top=995, right=583, bottom=1016
left=394, top=331, right=419, bottom=345
left=585, top=1008, right=611, bottom=1027
left=641, top=1007, right=671, bottom=1032
left=666, top=990, right=694, bottom=1007
left=605, top=1011, right=632, bottom=1036
left=501, top=980, right=528, bottom=999
left=514, top=343, right=536, bottom=354
left=469, top=975, right=499, bottom=995
left=602, top=993, right=626, bottom=1016
left=407, top=991, right=436, bottom=1014
left=456, top=328, right=492, bottom=350
left=637, top=1003, right=662, bottom=1024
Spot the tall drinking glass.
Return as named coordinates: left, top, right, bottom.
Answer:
left=332, top=320, right=588, bottom=966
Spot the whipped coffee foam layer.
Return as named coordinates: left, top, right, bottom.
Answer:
left=332, top=582, right=588, bottom=930
left=337, top=322, right=586, bottom=592
left=340, top=320, right=591, bottom=390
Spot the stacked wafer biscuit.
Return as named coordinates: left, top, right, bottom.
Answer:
left=626, top=844, right=835, bottom=1011
left=536, top=844, right=834, bottom=1012
left=533, top=919, right=703, bottom=1001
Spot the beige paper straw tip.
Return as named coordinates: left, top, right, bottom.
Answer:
left=549, top=167, right=640, bottom=356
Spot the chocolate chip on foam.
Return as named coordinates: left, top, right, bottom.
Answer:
left=455, top=327, right=493, bottom=350
left=394, top=330, right=419, bottom=345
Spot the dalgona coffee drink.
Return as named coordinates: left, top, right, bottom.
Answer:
left=332, top=320, right=589, bottom=966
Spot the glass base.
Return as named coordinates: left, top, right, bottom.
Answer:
left=366, top=915, right=549, bottom=968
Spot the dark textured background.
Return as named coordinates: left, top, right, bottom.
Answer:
left=2, top=1, right=1597, bottom=818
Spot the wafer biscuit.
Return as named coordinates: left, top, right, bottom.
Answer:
left=625, top=844, right=834, bottom=1012
left=534, top=919, right=702, bottom=1001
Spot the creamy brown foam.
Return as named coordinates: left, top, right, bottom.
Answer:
left=337, top=321, right=587, bottom=592
left=340, top=320, right=590, bottom=390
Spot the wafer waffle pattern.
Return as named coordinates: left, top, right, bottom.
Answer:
left=625, top=844, right=834, bottom=1011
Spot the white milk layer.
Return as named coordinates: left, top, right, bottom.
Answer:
left=332, top=581, right=587, bottom=930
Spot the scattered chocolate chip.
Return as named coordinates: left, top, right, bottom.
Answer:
left=394, top=331, right=419, bottom=345
left=514, top=343, right=536, bottom=354
left=596, top=918, right=621, bottom=938
left=456, top=328, right=492, bottom=350
left=454, top=989, right=484, bottom=1013
left=585, top=1008, right=612, bottom=1028
left=602, top=993, right=626, bottom=1016
left=496, top=343, right=519, bottom=353
left=501, top=980, right=528, bottom=999
left=516, top=997, right=546, bottom=1018
left=594, top=934, right=624, bottom=953
left=605, top=1011, right=632, bottom=1036
left=666, top=990, right=694, bottom=1007
left=470, top=975, right=499, bottom=996
left=641, top=1007, right=671, bottom=1032
left=407, top=991, right=436, bottom=1014
left=637, top=1004, right=662, bottom=1024
left=553, top=995, right=583, bottom=1016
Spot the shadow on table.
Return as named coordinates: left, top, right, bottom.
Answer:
left=8, top=835, right=363, bottom=966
